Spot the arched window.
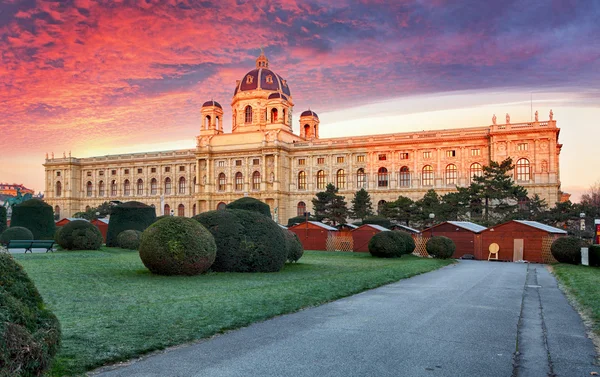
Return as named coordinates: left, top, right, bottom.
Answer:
left=235, top=172, right=243, bottom=191
left=317, top=170, right=326, bottom=189
left=98, top=180, right=105, bottom=197
left=164, top=204, right=171, bottom=216
left=336, top=169, right=346, bottom=189
left=178, top=204, right=185, bottom=217
left=192, top=204, right=197, bottom=216
left=150, top=178, right=157, bottom=195
left=445, top=164, right=457, bottom=186
left=245, top=106, right=253, bottom=123
left=111, top=180, right=117, bottom=196
left=377, top=167, right=388, bottom=187
left=86, top=181, right=93, bottom=197
left=304, top=124, right=311, bottom=138
left=377, top=200, right=386, bottom=215
left=399, top=166, right=410, bottom=187
left=216, top=116, right=220, bottom=130
left=357, top=168, right=366, bottom=188
left=516, top=158, right=530, bottom=181
left=422, top=165, right=434, bottom=186
left=55, top=181, right=62, bottom=197
left=164, top=177, right=172, bottom=195
left=179, top=177, right=186, bottom=194
left=470, top=163, right=483, bottom=183
left=297, top=201, right=306, bottom=217
left=192, top=177, right=196, bottom=193
left=85, top=206, right=91, bottom=212
left=217, top=202, right=227, bottom=210
left=252, top=171, right=261, bottom=191
left=298, top=171, right=307, bottom=190
left=218, top=173, right=226, bottom=191
left=137, top=179, right=144, bottom=195
left=271, top=108, right=278, bottom=122
left=54, top=205, right=60, bottom=218
left=123, top=179, right=131, bottom=196
left=282, top=109, right=286, bottom=124
left=205, top=115, right=211, bottom=130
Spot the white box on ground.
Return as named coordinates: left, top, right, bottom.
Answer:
left=581, top=247, right=589, bottom=266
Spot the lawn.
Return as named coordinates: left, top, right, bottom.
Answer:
left=14, top=248, right=453, bottom=376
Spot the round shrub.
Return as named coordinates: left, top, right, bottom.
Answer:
left=139, top=217, right=216, bottom=276
left=426, top=236, right=456, bottom=259
left=56, top=220, right=103, bottom=250
left=117, top=230, right=142, bottom=250
left=194, top=209, right=287, bottom=272
left=0, top=227, right=34, bottom=245
left=284, top=230, right=304, bottom=262
left=0, top=253, right=61, bottom=375
left=551, top=236, right=582, bottom=265
left=368, top=231, right=403, bottom=258
left=106, top=201, right=157, bottom=247
left=0, top=206, right=6, bottom=235
left=362, top=216, right=391, bottom=229
left=10, top=199, right=56, bottom=240
left=391, top=231, right=416, bottom=255
left=226, top=197, right=271, bottom=218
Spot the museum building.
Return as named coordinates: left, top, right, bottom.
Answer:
left=43, top=52, right=562, bottom=224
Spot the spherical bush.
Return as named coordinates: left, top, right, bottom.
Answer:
left=117, top=230, right=142, bottom=250
left=226, top=197, right=271, bottom=217
left=426, top=236, right=456, bottom=259
left=10, top=199, right=55, bottom=240
left=194, top=209, right=287, bottom=272
left=0, top=227, right=34, bottom=245
left=368, top=231, right=404, bottom=258
left=391, top=231, right=416, bottom=255
left=0, top=253, right=61, bottom=375
left=139, top=217, right=217, bottom=276
left=56, top=220, right=103, bottom=250
left=551, top=236, right=582, bottom=265
left=284, top=230, right=304, bottom=263
left=106, top=201, right=156, bottom=247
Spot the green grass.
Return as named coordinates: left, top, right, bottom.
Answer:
left=552, top=264, right=600, bottom=335
left=14, top=248, right=453, bottom=376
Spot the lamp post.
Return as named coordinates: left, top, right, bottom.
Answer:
left=429, top=213, right=435, bottom=236
left=580, top=212, right=586, bottom=240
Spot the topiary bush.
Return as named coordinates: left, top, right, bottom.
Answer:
left=362, top=216, right=391, bottom=229
left=426, top=236, right=456, bottom=259
left=226, top=197, right=271, bottom=218
left=284, top=230, right=304, bottom=262
left=139, top=217, right=216, bottom=276
left=368, top=231, right=403, bottom=258
left=194, top=209, right=287, bottom=272
left=106, top=201, right=157, bottom=247
left=56, top=220, right=103, bottom=250
left=0, top=206, right=6, bottom=235
left=10, top=199, right=56, bottom=240
left=391, top=231, right=416, bottom=255
left=551, top=236, right=582, bottom=265
left=117, top=230, right=142, bottom=250
left=589, top=245, right=600, bottom=267
left=0, top=253, right=61, bottom=375
left=0, top=226, right=34, bottom=245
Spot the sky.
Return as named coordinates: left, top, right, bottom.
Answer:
left=0, top=0, right=599, bottom=201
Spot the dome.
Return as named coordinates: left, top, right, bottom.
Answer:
left=300, top=110, right=318, bottom=119
left=268, top=92, right=288, bottom=100
left=234, top=52, right=291, bottom=97
left=202, top=100, right=222, bottom=109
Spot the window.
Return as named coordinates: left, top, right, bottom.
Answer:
left=517, top=143, right=528, bottom=151
left=337, top=156, right=344, bottom=164
left=165, top=167, right=171, bottom=173
left=336, top=169, right=346, bottom=189
left=471, top=148, right=481, bottom=156
left=271, top=108, right=278, bottom=122
left=137, top=168, right=142, bottom=174
left=123, top=179, right=131, bottom=196
left=266, top=75, right=273, bottom=84
left=150, top=178, right=157, bottom=195
left=446, top=150, right=456, bottom=158
left=151, top=167, right=156, bottom=173
left=422, top=166, right=434, bottom=186
left=253, top=159, right=260, bottom=165
left=179, top=166, right=185, bottom=172
left=87, top=171, right=92, bottom=177
left=235, top=160, right=242, bottom=166
left=298, top=158, right=306, bottom=166
left=218, top=173, right=226, bottom=191
left=445, top=164, right=457, bottom=185
left=516, top=158, right=530, bottom=181
left=192, top=177, right=196, bottom=193
left=399, top=153, right=409, bottom=160
left=99, top=171, right=104, bottom=176
left=192, top=204, right=197, bottom=216
left=178, top=204, right=185, bottom=217
left=137, top=179, right=143, bottom=195
left=56, top=171, right=61, bottom=177
left=86, top=181, right=93, bottom=197
left=246, top=75, right=253, bottom=84
left=164, top=204, right=171, bottom=216
left=218, top=161, right=225, bottom=167
left=235, top=172, right=243, bottom=191
left=356, top=155, right=365, bottom=163
left=217, top=202, right=227, bottom=210
left=470, top=163, right=483, bottom=182
left=111, top=180, right=117, bottom=196
left=98, top=181, right=105, bottom=197
left=399, top=166, right=410, bottom=187
left=245, top=106, right=253, bottom=123
left=377, top=167, right=388, bottom=187
left=423, top=151, right=432, bottom=159
left=317, top=157, right=325, bottom=164
left=111, top=170, right=116, bottom=175
left=378, top=154, right=386, bottom=161
left=164, top=177, right=172, bottom=195
left=179, top=177, right=186, bottom=194
left=124, top=169, right=129, bottom=174
left=356, top=168, right=366, bottom=188
left=317, top=170, right=326, bottom=189
left=377, top=200, right=386, bottom=215
left=252, top=171, right=261, bottom=190
left=297, top=202, right=306, bottom=217
left=298, top=171, right=307, bottom=190
left=54, top=205, right=60, bottom=218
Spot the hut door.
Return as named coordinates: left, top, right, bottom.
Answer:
left=513, top=239, right=524, bottom=261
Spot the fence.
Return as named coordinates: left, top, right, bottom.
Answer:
left=326, top=232, right=354, bottom=252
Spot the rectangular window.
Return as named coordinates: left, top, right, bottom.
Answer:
left=446, top=150, right=456, bottom=157
left=423, top=151, right=431, bottom=159
left=317, top=157, right=325, bottom=164
left=124, top=169, right=129, bottom=174
left=56, top=171, right=61, bottom=176
left=253, top=159, right=260, bottom=166
left=137, top=168, right=143, bottom=174
left=298, top=159, right=306, bottom=166
left=217, top=161, right=225, bottom=167
left=111, top=170, right=116, bottom=175
left=165, top=167, right=171, bottom=173
left=471, top=148, right=481, bottom=156
left=399, top=153, right=409, bottom=160
left=86, top=171, right=92, bottom=176
left=99, top=171, right=104, bottom=176
left=151, top=167, right=156, bottom=173
left=337, top=156, right=344, bottom=164
left=517, top=143, right=528, bottom=151
left=179, top=166, right=185, bottom=172
left=378, top=154, right=387, bottom=161
left=235, top=160, right=242, bottom=166
left=356, top=155, right=365, bottom=163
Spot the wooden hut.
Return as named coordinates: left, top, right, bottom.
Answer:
left=91, top=218, right=109, bottom=243
left=480, top=220, right=567, bottom=262
left=351, top=224, right=389, bottom=252
left=288, top=221, right=337, bottom=251
left=55, top=217, right=83, bottom=227
left=421, top=221, right=487, bottom=259
left=390, top=224, right=421, bottom=234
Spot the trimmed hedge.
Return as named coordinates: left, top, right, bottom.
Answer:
left=117, top=230, right=142, bottom=250
left=106, top=201, right=156, bottom=247
left=0, top=253, right=61, bottom=375
left=287, top=215, right=315, bottom=227
left=194, top=209, right=287, bottom=272
left=0, top=227, right=34, bottom=245
left=139, top=217, right=216, bottom=276
left=551, top=236, right=582, bottom=265
left=391, top=231, right=416, bottom=255
left=0, top=206, right=6, bottom=235
left=369, top=231, right=403, bottom=258
left=10, top=199, right=56, bottom=240
left=363, top=216, right=391, bottom=229
left=284, top=230, right=304, bottom=262
left=426, top=236, right=456, bottom=259
left=589, top=245, right=600, bottom=267
left=226, top=197, right=271, bottom=218
left=56, top=220, right=103, bottom=250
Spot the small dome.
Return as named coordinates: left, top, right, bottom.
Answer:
left=268, top=92, right=288, bottom=100
left=301, top=110, right=318, bottom=119
left=202, top=100, right=222, bottom=109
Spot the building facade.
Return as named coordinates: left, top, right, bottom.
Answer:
left=43, top=52, right=562, bottom=224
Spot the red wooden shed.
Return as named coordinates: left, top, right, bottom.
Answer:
left=351, top=224, right=390, bottom=252
left=91, top=218, right=109, bottom=243
left=55, top=217, right=81, bottom=227
left=479, top=220, right=567, bottom=262
left=288, top=221, right=337, bottom=251
left=421, top=221, right=487, bottom=259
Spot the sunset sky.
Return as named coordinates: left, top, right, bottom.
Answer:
left=1, top=0, right=599, bottom=201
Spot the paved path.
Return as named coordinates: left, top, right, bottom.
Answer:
left=93, top=261, right=598, bottom=377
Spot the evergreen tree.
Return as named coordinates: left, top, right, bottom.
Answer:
left=382, top=195, right=416, bottom=226
left=311, top=183, right=349, bottom=226
left=350, top=188, right=374, bottom=221
left=415, top=189, right=441, bottom=225
left=73, top=201, right=113, bottom=220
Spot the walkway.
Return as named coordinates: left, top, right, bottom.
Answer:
left=93, top=261, right=597, bottom=377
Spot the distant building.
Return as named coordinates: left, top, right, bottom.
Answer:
left=0, top=183, right=34, bottom=197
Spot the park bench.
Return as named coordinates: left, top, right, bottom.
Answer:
left=6, top=240, right=55, bottom=253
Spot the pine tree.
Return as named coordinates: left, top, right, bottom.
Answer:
left=382, top=195, right=416, bottom=226
left=350, top=188, right=374, bottom=221
left=311, top=183, right=349, bottom=225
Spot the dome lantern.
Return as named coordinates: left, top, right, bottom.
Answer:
left=256, top=48, right=269, bottom=69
